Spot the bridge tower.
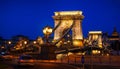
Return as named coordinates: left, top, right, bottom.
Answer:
left=52, top=11, right=84, bottom=47
left=88, top=31, right=103, bottom=48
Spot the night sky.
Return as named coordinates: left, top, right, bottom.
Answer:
left=0, top=0, right=120, bottom=39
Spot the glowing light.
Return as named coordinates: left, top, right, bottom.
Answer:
left=29, top=60, right=34, bottom=62
left=20, top=44, right=22, bottom=46
left=89, top=31, right=102, bottom=34
left=67, top=40, right=70, bottom=43
left=1, top=46, right=5, bottom=49
left=92, top=50, right=101, bottom=54
left=82, top=52, right=85, bottom=55
left=8, top=41, right=12, bottom=44
left=43, top=26, right=52, bottom=35
left=33, top=41, right=37, bottom=44
left=73, top=40, right=83, bottom=46
left=14, top=47, right=16, bottom=48
left=68, top=52, right=73, bottom=56
left=98, top=51, right=101, bottom=53
left=16, top=48, right=20, bottom=50
left=106, top=53, right=109, bottom=56
left=56, top=54, right=63, bottom=59
left=24, top=41, right=27, bottom=44
left=55, top=11, right=83, bottom=16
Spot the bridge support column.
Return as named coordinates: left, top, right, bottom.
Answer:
left=53, top=11, right=84, bottom=47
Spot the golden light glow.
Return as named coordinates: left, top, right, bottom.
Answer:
left=92, top=50, right=101, bottom=54
left=92, top=35, right=98, bottom=40
left=43, top=27, right=52, bottom=35
left=24, top=41, right=27, bottom=44
left=33, top=41, right=37, bottom=44
left=61, top=20, right=73, bottom=28
left=56, top=40, right=63, bottom=47
left=16, top=48, right=20, bottom=50
left=20, top=44, right=22, bottom=46
left=89, top=31, right=102, bottom=34
left=76, top=52, right=85, bottom=55
left=8, top=41, right=12, bottom=44
left=56, top=54, right=63, bottom=59
left=1, top=46, right=5, bottom=49
left=68, top=52, right=73, bottom=56
left=82, top=52, right=85, bottom=55
left=67, top=40, right=70, bottom=43
left=99, top=44, right=103, bottom=48
left=55, top=11, right=82, bottom=16
left=106, top=53, right=109, bottom=56
left=73, top=40, right=83, bottom=47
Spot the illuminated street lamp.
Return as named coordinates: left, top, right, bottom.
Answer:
left=43, top=26, right=52, bottom=43
left=24, top=41, right=27, bottom=45
left=7, top=41, right=12, bottom=52
left=24, top=41, right=27, bottom=52
left=33, top=41, right=37, bottom=44
left=8, top=41, right=12, bottom=45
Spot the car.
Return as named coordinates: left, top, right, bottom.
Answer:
left=17, top=55, right=35, bottom=66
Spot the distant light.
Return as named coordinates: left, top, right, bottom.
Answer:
left=8, top=41, right=12, bottom=44
left=24, top=41, right=27, bottom=44
left=92, top=50, right=101, bottom=54
left=67, top=40, right=70, bottom=43
left=98, top=51, right=101, bottom=53
left=1, top=46, right=5, bottom=49
left=33, top=41, right=37, bottom=44
left=67, top=34, right=70, bottom=37
left=68, top=52, right=73, bottom=56
left=20, top=44, right=22, bottom=46
left=106, top=53, right=109, bottom=56
left=56, top=54, right=63, bottom=59
left=73, top=40, right=83, bottom=47
left=89, top=31, right=102, bottom=34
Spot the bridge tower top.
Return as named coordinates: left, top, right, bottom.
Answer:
left=53, top=11, right=84, bottom=20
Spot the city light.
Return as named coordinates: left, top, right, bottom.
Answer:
left=33, top=41, right=37, bottom=44
left=24, top=41, right=27, bottom=45
left=43, top=26, right=52, bottom=43
left=92, top=50, right=101, bottom=54
left=8, top=41, right=12, bottom=44
left=1, top=46, right=5, bottom=49
left=73, top=40, right=83, bottom=47
left=43, top=26, right=52, bottom=35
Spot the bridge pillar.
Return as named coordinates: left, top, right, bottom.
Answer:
left=88, top=31, right=103, bottom=48
left=53, top=11, right=84, bottom=47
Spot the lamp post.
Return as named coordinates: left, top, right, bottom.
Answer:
left=24, top=41, right=27, bottom=52
left=42, top=26, right=54, bottom=60
left=43, top=26, right=52, bottom=44
left=8, top=41, right=12, bottom=52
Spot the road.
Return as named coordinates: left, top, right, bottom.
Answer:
left=1, top=60, right=79, bottom=69
left=1, top=54, right=120, bottom=69
left=13, top=63, right=79, bottom=69
left=1, top=59, right=120, bottom=69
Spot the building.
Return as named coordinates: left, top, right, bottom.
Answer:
left=109, top=27, right=120, bottom=53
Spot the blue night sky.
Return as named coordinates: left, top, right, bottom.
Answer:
left=0, top=0, right=120, bottom=39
